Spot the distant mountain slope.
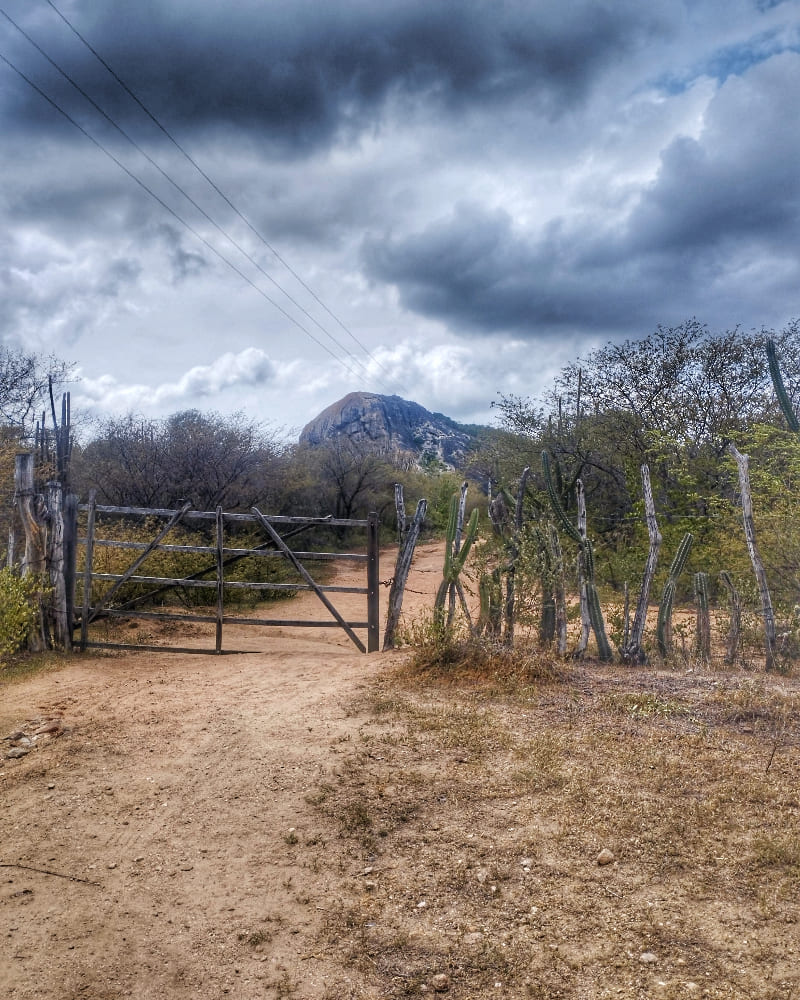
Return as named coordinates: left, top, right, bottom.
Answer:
left=299, top=392, right=483, bottom=469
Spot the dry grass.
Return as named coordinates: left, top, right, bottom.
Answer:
left=308, top=650, right=800, bottom=999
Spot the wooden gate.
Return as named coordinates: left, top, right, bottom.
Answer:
left=75, top=496, right=380, bottom=654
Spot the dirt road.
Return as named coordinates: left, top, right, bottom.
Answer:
left=0, top=543, right=443, bottom=1000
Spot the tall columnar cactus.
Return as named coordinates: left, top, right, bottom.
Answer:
left=694, top=571, right=711, bottom=662
left=656, top=532, right=693, bottom=656
left=719, top=570, right=742, bottom=665
left=541, top=451, right=581, bottom=544
left=586, top=579, right=613, bottom=661
left=542, top=451, right=612, bottom=660
left=435, top=489, right=479, bottom=628
left=766, top=339, right=800, bottom=432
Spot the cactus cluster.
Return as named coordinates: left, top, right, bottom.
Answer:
left=694, top=570, right=711, bottom=660
left=542, top=451, right=612, bottom=661
left=656, top=532, right=693, bottom=656
left=435, top=487, right=479, bottom=626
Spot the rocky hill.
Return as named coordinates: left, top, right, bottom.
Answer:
left=299, top=392, right=482, bottom=469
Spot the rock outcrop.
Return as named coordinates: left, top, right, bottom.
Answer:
left=299, top=392, right=480, bottom=469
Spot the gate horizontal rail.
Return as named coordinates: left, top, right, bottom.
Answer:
left=74, top=500, right=379, bottom=654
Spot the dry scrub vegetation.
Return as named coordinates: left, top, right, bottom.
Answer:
left=308, top=639, right=800, bottom=999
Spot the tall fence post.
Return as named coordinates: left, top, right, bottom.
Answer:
left=215, top=505, right=224, bottom=654
left=63, top=494, right=78, bottom=646
left=80, top=490, right=97, bottom=652
left=46, top=480, right=70, bottom=650
left=367, top=511, right=380, bottom=653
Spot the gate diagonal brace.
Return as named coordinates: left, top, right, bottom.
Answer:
left=251, top=507, right=366, bottom=654
left=87, top=502, right=193, bottom=626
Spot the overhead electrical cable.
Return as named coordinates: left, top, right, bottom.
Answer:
left=1, top=8, right=391, bottom=391
left=0, top=48, right=370, bottom=383
left=42, top=0, right=405, bottom=393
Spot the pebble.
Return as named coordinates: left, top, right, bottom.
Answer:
left=597, top=848, right=615, bottom=866
left=6, top=747, right=30, bottom=759
left=431, top=973, right=450, bottom=992
left=639, top=952, right=657, bottom=964
left=463, top=932, right=484, bottom=946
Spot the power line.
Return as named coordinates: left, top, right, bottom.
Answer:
left=42, top=0, right=405, bottom=393
left=0, top=48, right=371, bottom=383
left=1, top=7, right=395, bottom=392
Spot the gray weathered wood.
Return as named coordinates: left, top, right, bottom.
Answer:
left=215, top=505, right=224, bottom=653
left=367, top=511, right=380, bottom=653
left=576, top=480, right=591, bottom=655
left=252, top=506, right=366, bottom=653
left=383, top=499, right=427, bottom=650
left=45, top=481, right=70, bottom=650
left=77, top=504, right=368, bottom=527
left=729, top=443, right=776, bottom=669
left=80, top=491, right=97, bottom=651
left=86, top=502, right=193, bottom=625
left=63, top=494, right=78, bottom=639
left=622, top=464, right=662, bottom=663
left=395, top=483, right=407, bottom=547
left=89, top=573, right=365, bottom=593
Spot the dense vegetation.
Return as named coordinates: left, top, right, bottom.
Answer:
left=3, top=318, right=800, bottom=665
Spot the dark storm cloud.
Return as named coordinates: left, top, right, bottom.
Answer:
left=365, top=49, right=800, bottom=339
left=2, top=0, right=664, bottom=150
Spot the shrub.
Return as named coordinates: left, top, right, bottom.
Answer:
left=0, top=568, right=38, bottom=664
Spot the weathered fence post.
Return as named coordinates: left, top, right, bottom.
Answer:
left=215, top=506, right=224, bottom=654
left=622, top=464, right=662, bottom=663
left=45, top=480, right=70, bottom=650
left=367, top=511, right=380, bottom=653
left=383, top=499, right=427, bottom=650
left=63, top=494, right=78, bottom=643
left=729, top=443, right=776, bottom=670
left=80, top=490, right=97, bottom=652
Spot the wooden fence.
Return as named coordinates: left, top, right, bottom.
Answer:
left=73, top=497, right=380, bottom=654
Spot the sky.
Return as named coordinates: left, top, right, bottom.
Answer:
left=2, top=0, right=800, bottom=438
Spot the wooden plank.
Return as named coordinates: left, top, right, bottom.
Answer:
left=102, top=609, right=219, bottom=624
left=86, top=502, right=193, bottom=625
left=79, top=541, right=367, bottom=562
left=222, top=618, right=369, bottom=628
left=367, top=511, right=380, bottom=653
left=251, top=506, right=366, bottom=653
left=77, top=504, right=369, bottom=527
left=383, top=499, right=427, bottom=650
left=90, top=573, right=217, bottom=588
left=63, top=494, right=78, bottom=642
left=80, top=490, right=96, bottom=652
left=87, top=573, right=366, bottom=593
left=110, top=517, right=333, bottom=612
left=215, top=505, right=224, bottom=653
left=81, top=641, right=236, bottom=655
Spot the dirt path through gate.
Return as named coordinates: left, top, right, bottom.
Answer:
left=4, top=540, right=800, bottom=1000
left=0, top=542, right=443, bottom=1000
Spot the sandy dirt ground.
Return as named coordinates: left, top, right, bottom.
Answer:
left=3, top=542, right=800, bottom=1000
left=0, top=542, right=444, bottom=1000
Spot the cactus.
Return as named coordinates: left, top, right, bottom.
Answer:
left=478, top=567, right=503, bottom=637
left=656, top=533, right=693, bottom=656
left=719, top=570, right=742, bottom=665
left=694, top=571, right=711, bottom=661
left=435, top=490, right=479, bottom=626
left=541, top=451, right=581, bottom=544
left=586, top=581, right=613, bottom=661
left=766, top=339, right=800, bottom=432
left=543, top=453, right=612, bottom=660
